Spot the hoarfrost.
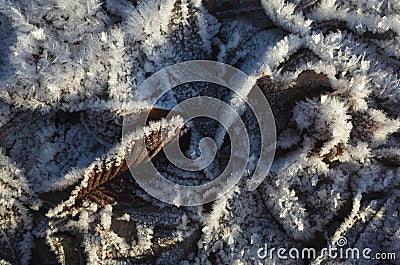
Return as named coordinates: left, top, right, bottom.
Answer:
left=0, top=0, right=399, bottom=264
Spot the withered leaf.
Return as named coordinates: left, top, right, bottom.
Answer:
left=257, top=70, right=332, bottom=134
left=52, top=108, right=187, bottom=215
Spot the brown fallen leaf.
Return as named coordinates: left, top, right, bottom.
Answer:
left=47, top=109, right=187, bottom=217
left=76, top=121, right=184, bottom=207
left=257, top=70, right=332, bottom=134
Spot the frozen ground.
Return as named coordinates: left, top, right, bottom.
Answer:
left=0, top=0, right=399, bottom=264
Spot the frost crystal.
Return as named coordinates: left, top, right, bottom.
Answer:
left=1, top=0, right=399, bottom=264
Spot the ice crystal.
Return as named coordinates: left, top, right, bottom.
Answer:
left=0, top=0, right=399, bottom=264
